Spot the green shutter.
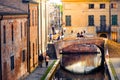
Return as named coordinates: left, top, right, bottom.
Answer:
left=112, top=15, right=117, bottom=25
left=88, top=15, right=94, bottom=26
left=66, top=15, right=71, bottom=26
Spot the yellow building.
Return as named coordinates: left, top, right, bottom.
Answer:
left=62, top=0, right=120, bottom=42
left=39, top=0, right=48, bottom=55
left=110, top=0, right=120, bottom=42
left=28, top=2, right=39, bottom=72
left=35, top=0, right=49, bottom=56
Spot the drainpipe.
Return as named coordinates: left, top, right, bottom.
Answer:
left=27, top=3, right=30, bottom=73
left=0, top=15, right=3, bottom=80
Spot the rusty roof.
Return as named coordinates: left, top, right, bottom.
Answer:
left=0, top=0, right=28, bottom=15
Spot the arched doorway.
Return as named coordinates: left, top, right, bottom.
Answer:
left=100, top=34, right=107, bottom=38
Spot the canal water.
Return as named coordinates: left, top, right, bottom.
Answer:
left=53, top=44, right=110, bottom=80
left=54, top=54, right=109, bottom=80
left=54, top=65, right=109, bottom=80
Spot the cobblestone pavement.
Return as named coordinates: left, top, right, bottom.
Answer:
left=24, top=60, right=54, bottom=80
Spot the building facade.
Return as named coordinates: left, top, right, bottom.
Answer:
left=38, top=0, right=49, bottom=56
left=0, top=0, right=28, bottom=80
left=62, top=0, right=120, bottom=42
left=47, top=3, right=61, bottom=34
left=110, top=0, right=120, bottom=42
left=0, top=0, right=53, bottom=79
left=27, top=1, right=39, bottom=73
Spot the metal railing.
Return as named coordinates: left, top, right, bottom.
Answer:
left=96, top=25, right=111, bottom=33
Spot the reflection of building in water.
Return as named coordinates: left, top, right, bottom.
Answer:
left=61, top=44, right=102, bottom=73
left=55, top=44, right=109, bottom=80
left=62, top=53, right=101, bottom=73
left=54, top=66, right=106, bottom=80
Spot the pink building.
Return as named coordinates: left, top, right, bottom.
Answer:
left=0, top=0, right=28, bottom=80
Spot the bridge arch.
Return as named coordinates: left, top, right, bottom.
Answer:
left=98, top=33, right=108, bottom=38
left=59, top=43, right=105, bottom=74
left=54, top=38, right=105, bottom=67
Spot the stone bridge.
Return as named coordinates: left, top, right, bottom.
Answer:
left=54, top=37, right=105, bottom=65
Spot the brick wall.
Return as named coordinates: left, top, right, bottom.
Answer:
left=29, top=3, right=39, bottom=72
left=1, top=15, right=28, bottom=80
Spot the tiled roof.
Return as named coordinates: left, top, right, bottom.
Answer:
left=0, top=0, right=28, bottom=15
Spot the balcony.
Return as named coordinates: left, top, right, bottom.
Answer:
left=96, top=25, right=111, bottom=33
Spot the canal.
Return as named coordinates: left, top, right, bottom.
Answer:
left=52, top=44, right=110, bottom=80
left=54, top=64, right=109, bottom=80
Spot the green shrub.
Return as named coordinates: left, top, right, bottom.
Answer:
left=40, top=60, right=56, bottom=80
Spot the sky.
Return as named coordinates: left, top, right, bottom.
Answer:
left=49, top=0, right=62, bottom=4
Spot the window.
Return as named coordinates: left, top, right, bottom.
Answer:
left=33, top=43, right=35, bottom=67
left=88, top=15, right=94, bottom=26
left=111, top=3, right=117, bottom=9
left=35, top=10, right=37, bottom=26
left=89, top=4, right=94, bottom=9
left=33, top=43, right=34, bottom=54
left=24, top=21, right=27, bottom=36
left=112, top=15, right=118, bottom=25
left=22, top=0, right=29, bottom=3
left=21, top=22, right=22, bottom=39
left=24, top=21, right=27, bottom=37
left=3, top=25, right=6, bottom=43
left=29, top=41, right=31, bottom=58
left=100, top=15, right=106, bottom=26
left=65, top=15, right=71, bottom=26
left=22, top=50, right=26, bottom=62
left=100, top=4, right=105, bottom=9
left=36, top=39, right=37, bottom=54
left=11, top=24, right=14, bottom=42
left=32, top=10, right=34, bottom=26
left=10, top=56, right=14, bottom=70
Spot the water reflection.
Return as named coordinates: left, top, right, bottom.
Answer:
left=63, top=53, right=101, bottom=73
left=53, top=44, right=109, bottom=80
left=54, top=53, right=109, bottom=80
left=61, top=45, right=102, bottom=73
left=54, top=65, right=106, bottom=80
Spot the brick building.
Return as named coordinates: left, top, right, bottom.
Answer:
left=0, top=0, right=28, bottom=80
left=27, top=1, right=39, bottom=72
